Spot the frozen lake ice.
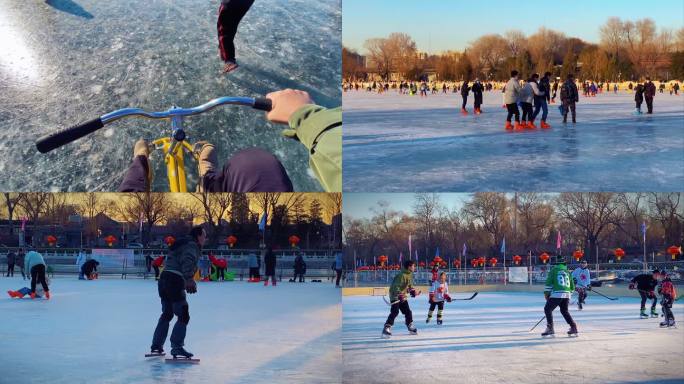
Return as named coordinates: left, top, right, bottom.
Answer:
left=0, top=276, right=341, bottom=383
left=343, top=90, right=684, bottom=192
left=0, top=0, right=341, bottom=191
left=342, top=291, right=684, bottom=384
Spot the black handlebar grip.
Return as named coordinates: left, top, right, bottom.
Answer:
left=36, top=117, right=104, bottom=153
left=252, top=97, right=272, bottom=112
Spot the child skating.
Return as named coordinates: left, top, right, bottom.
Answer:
left=657, top=271, right=677, bottom=328
left=571, top=259, right=591, bottom=310
left=382, top=260, right=421, bottom=338
left=426, top=272, right=452, bottom=325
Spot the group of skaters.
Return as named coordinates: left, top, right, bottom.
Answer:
left=380, top=256, right=677, bottom=339
left=503, top=70, right=574, bottom=129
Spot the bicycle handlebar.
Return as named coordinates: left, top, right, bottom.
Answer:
left=36, top=96, right=273, bottom=153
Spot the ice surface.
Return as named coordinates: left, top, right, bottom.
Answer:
left=0, top=277, right=341, bottom=383
left=343, top=91, right=684, bottom=192
left=343, top=292, right=684, bottom=384
left=0, top=0, right=341, bottom=191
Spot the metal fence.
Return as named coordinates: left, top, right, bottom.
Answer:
left=344, top=261, right=684, bottom=287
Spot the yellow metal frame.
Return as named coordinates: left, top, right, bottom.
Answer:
left=151, top=138, right=198, bottom=192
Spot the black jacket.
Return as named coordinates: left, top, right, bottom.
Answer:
left=631, top=274, right=658, bottom=291
left=294, top=255, right=306, bottom=274
left=461, top=83, right=471, bottom=96
left=635, top=84, right=644, bottom=102
left=264, top=249, right=276, bottom=275
left=82, top=259, right=99, bottom=275
left=539, top=77, right=551, bottom=102
left=6, top=252, right=16, bottom=265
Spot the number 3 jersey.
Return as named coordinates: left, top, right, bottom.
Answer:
left=545, top=264, right=575, bottom=299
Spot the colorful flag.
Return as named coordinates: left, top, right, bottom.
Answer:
left=435, top=247, right=440, bottom=257
left=556, top=230, right=562, bottom=249
left=462, top=242, right=467, bottom=257
left=408, top=234, right=412, bottom=258
left=500, top=237, right=506, bottom=254
left=258, top=212, right=267, bottom=232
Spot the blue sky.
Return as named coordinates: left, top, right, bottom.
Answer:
left=343, top=0, right=684, bottom=54
left=343, top=193, right=472, bottom=220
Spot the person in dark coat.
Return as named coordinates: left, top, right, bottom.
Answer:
left=264, top=246, right=277, bottom=286
left=634, top=83, right=645, bottom=114
left=471, top=79, right=484, bottom=114
left=644, top=77, right=656, bottom=114
left=80, top=259, right=100, bottom=280
left=6, top=250, right=16, bottom=277
left=217, top=0, right=255, bottom=73
left=560, top=74, right=579, bottom=123
left=460, top=80, right=471, bottom=114
left=293, top=253, right=306, bottom=283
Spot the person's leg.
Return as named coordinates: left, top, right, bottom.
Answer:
left=170, top=300, right=190, bottom=349
left=209, top=148, right=293, bottom=192
left=385, top=302, right=400, bottom=326
left=559, top=298, right=575, bottom=326
left=217, top=0, right=254, bottom=63
left=639, top=291, right=647, bottom=311
left=30, top=265, right=38, bottom=293
left=541, top=100, right=548, bottom=122
left=399, top=301, right=413, bottom=326
left=513, top=104, right=520, bottom=122
left=118, top=155, right=150, bottom=192
left=562, top=100, right=569, bottom=122
left=570, top=103, right=576, bottom=122
left=436, top=301, right=444, bottom=323
left=427, top=301, right=437, bottom=321
left=506, top=104, right=515, bottom=122
left=37, top=265, right=48, bottom=292
left=336, top=269, right=342, bottom=286
left=531, top=101, right=541, bottom=120
left=152, top=298, right=174, bottom=350
left=461, top=96, right=467, bottom=109
left=544, top=298, right=560, bottom=327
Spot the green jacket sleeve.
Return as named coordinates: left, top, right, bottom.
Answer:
left=285, top=105, right=342, bottom=192
left=544, top=269, right=554, bottom=292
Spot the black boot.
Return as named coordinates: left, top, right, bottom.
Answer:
left=541, top=324, right=554, bottom=337
left=567, top=324, right=578, bottom=336
left=170, top=347, right=193, bottom=359
left=382, top=325, right=392, bottom=338
left=407, top=322, right=417, bottom=335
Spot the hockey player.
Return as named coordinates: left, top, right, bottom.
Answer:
left=629, top=270, right=659, bottom=318
left=657, top=271, right=677, bottom=327
left=542, top=255, right=578, bottom=337
left=382, top=260, right=421, bottom=338
left=571, top=260, right=591, bottom=310
left=426, top=272, right=452, bottom=325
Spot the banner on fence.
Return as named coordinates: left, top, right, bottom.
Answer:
left=91, top=248, right=135, bottom=268
left=508, top=267, right=528, bottom=283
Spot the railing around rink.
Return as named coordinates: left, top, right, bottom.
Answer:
left=343, top=261, right=684, bottom=288
left=0, top=248, right=340, bottom=282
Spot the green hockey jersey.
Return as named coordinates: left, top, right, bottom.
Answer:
left=544, top=264, right=575, bottom=299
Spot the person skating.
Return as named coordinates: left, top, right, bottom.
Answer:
left=634, top=83, right=645, bottom=114
left=208, top=253, right=227, bottom=281
left=503, top=70, right=522, bottom=130
left=472, top=79, right=484, bottom=114
left=519, top=75, right=536, bottom=128
left=25, top=250, right=50, bottom=300
left=150, top=226, right=206, bottom=359
left=247, top=251, right=259, bottom=282
left=293, top=252, right=306, bottom=283
left=657, top=271, right=677, bottom=327
left=80, top=259, right=100, bottom=280
left=460, top=80, right=471, bottom=115
left=382, top=260, right=421, bottom=338
left=333, top=252, right=343, bottom=288
left=542, top=255, right=578, bottom=337
left=6, top=250, right=16, bottom=277
left=531, top=72, right=551, bottom=128
left=119, top=89, right=341, bottom=193
left=629, top=270, right=659, bottom=318
left=426, top=272, right=452, bottom=325
left=644, top=77, right=656, bottom=114
left=551, top=78, right=559, bottom=103
left=217, top=0, right=254, bottom=73
left=560, top=74, right=579, bottom=124
left=571, top=260, right=591, bottom=310
left=263, top=245, right=277, bottom=286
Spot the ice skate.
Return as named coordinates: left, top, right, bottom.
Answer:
left=45, top=291, right=50, bottom=300
left=505, top=121, right=513, bottom=130
left=30, top=292, right=36, bottom=299
left=541, top=324, right=555, bottom=337
left=640, top=310, right=649, bottom=318
left=567, top=324, right=578, bottom=337
left=146, top=346, right=165, bottom=357
left=407, top=322, right=417, bottom=335
left=540, top=120, right=551, bottom=129
left=381, top=325, right=392, bottom=339
left=437, top=319, right=443, bottom=325
left=167, top=347, right=199, bottom=363
left=461, top=108, right=468, bottom=115
left=527, top=120, right=537, bottom=129
left=651, top=309, right=659, bottom=318
left=514, top=121, right=524, bottom=130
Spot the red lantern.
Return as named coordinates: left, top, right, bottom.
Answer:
left=104, top=235, right=117, bottom=247
left=226, top=235, right=237, bottom=248
left=540, top=252, right=550, bottom=264
left=433, top=256, right=443, bottom=264
left=614, top=248, right=625, bottom=261
left=667, top=246, right=681, bottom=260
left=289, top=235, right=300, bottom=248
left=513, top=255, right=522, bottom=265
left=470, top=258, right=478, bottom=268
left=378, top=255, right=388, bottom=265
left=489, top=257, right=498, bottom=267
left=46, top=235, right=57, bottom=247
left=573, top=249, right=584, bottom=261
left=478, top=257, right=486, bottom=267
left=164, top=236, right=175, bottom=247
left=440, top=261, right=447, bottom=268
left=453, top=259, right=461, bottom=268
left=418, top=261, right=426, bottom=268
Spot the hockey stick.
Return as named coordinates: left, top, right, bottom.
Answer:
left=528, top=315, right=546, bottom=333
left=589, top=288, right=618, bottom=301
left=451, top=292, right=479, bottom=301
left=382, top=290, right=423, bottom=306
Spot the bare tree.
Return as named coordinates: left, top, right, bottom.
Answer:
left=117, top=193, right=169, bottom=245
left=190, top=192, right=232, bottom=243
left=413, top=193, right=443, bottom=256
left=462, top=192, right=509, bottom=251
left=2, top=193, right=21, bottom=235
left=648, top=193, right=683, bottom=245
left=555, top=193, right=618, bottom=261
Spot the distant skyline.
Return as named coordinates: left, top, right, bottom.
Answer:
left=343, top=0, right=684, bottom=54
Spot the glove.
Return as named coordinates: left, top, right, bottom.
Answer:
left=409, top=288, right=417, bottom=298
left=544, top=291, right=550, bottom=301
left=397, top=293, right=406, bottom=302
left=628, top=283, right=635, bottom=290
left=444, top=293, right=452, bottom=303
left=185, top=279, right=197, bottom=294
